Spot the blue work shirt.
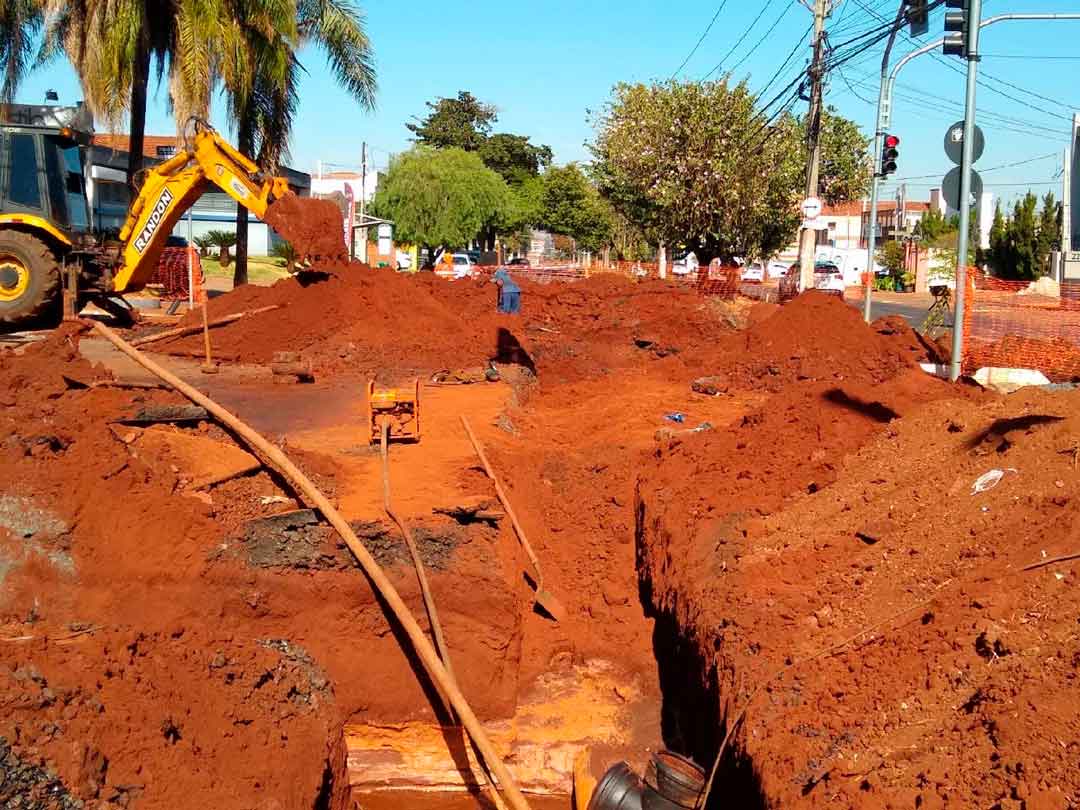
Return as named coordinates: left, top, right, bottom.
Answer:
left=492, top=268, right=520, bottom=294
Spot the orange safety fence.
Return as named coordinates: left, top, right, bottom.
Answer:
left=152, top=246, right=205, bottom=302
left=962, top=268, right=1080, bottom=381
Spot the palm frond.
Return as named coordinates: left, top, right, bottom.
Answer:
left=296, top=0, right=375, bottom=110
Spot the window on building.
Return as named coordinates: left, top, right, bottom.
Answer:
left=8, top=133, right=42, bottom=209
left=155, top=145, right=177, bottom=158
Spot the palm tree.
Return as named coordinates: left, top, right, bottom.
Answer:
left=228, top=0, right=376, bottom=286
left=42, top=0, right=296, bottom=185
left=0, top=0, right=43, bottom=103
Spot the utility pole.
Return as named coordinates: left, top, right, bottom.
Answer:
left=360, top=141, right=368, bottom=265
left=797, top=0, right=829, bottom=293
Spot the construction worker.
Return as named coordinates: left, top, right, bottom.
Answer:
left=492, top=266, right=521, bottom=314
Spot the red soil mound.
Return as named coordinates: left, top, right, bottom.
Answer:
left=155, top=270, right=746, bottom=383
left=161, top=265, right=502, bottom=376
left=263, top=194, right=347, bottom=260
left=708, top=291, right=927, bottom=390
left=0, top=328, right=522, bottom=808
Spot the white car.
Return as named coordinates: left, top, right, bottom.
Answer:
left=672, top=251, right=699, bottom=276
left=434, top=252, right=477, bottom=280
left=741, top=262, right=765, bottom=282
left=780, top=261, right=845, bottom=299
left=812, top=261, right=845, bottom=296
left=765, top=259, right=790, bottom=281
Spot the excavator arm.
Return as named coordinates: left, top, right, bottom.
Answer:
left=112, top=125, right=292, bottom=293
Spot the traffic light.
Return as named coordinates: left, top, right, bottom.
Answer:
left=943, top=0, right=969, bottom=57
left=906, top=0, right=929, bottom=37
left=880, top=134, right=900, bottom=177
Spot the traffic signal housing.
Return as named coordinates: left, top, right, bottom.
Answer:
left=880, top=134, right=900, bottom=177
left=944, top=0, right=969, bottom=57
left=907, top=0, right=929, bottom=37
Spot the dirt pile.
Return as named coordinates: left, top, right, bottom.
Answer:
left=263, top=193, right=348, bottom=259
left=153, top=270, right=746, bottom=382
left=158, top=266, right=502, bottom=376
left=705, top=291, right=929, bottom=391
left=633, top=299, right=1080, bottom=807
left=0, top=327, right=524, bottom=809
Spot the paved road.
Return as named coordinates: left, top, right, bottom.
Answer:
left=847, top=292, right=953, bottom=329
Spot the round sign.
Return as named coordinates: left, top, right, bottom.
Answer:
left=944, top=121, right=985, bottom=165
left=801, top=196, right=823, bottom=219
left=942, top=166, right=984, bottom=211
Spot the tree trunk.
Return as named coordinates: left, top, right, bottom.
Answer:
left=232, top=110, right=255, bottom=287
left=126, top=25, right=152, bottom=188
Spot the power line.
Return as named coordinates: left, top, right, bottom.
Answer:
left=850, top=0, right=1073, bottom=125
left=726, top=1, right=796, bottom=75
left=754, top=21, right=814, bottom=99
left=983, top=53, right=1080, bottom=60
left=670, top=2, right=730, bottom=79
left=886, top=152, right=1059, bottom=181
left=703, top=0, right=779, bottom=80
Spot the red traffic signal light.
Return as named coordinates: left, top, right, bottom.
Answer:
left=880, top=133, right=900, bottom=177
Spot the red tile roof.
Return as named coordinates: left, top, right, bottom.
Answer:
left=93, top=134, right=181, bottom=159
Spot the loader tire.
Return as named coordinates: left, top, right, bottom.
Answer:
left=0, top=231, right=62, bottom=327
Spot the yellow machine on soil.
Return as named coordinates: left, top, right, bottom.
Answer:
left=0, top=118, right=293, bottom=327
left=366, top=379, right=421, bottom=443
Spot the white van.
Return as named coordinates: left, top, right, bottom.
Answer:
left=814, top=247, right=884, bottom=287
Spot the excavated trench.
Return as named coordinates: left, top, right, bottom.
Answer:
left=635, top=494, right=769, bottom=810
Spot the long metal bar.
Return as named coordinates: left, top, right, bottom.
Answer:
left=949, top=0, right=982, bottom=381
left=862, top=2, right=907, bottom=323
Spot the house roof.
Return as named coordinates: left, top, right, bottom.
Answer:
left=823, top=201, right=865, bottom=217
left=872, top=200, right=932, bottom=213
left=318, top=171, right=362, bottom=180
left=93, top=134, right=181, bottom=158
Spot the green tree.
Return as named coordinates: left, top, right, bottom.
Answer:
left=369, top=146, right=510, bottom=255
left=539, top=164, right=613, bottom=253
left=590, top=79, right=868, bottom=262
left=228, top=0, right=377, bottom=286
left=877, top=240, right=906, bottom=282
left=497, top=174, right=544, bottom=252
left=406, top=90, right=496, bottom=151
left=205, top=229, right=237, bottom=265
left=478, top=133, right=553, bottom=185
left=814, top=107, right=872, bottom=204
left=44, top=0, right=297, bottom=185
left=0, top=0, right=41, bottom=102
left=915, top=207, right=950, bottom=242
left=1036, top=190, right=1061, bottom=272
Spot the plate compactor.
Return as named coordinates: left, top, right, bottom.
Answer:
left=366, top=379, right=421, bottom=443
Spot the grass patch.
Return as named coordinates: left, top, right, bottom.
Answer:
left=200, top=255, right=291, bottom=284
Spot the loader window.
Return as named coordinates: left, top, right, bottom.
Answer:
left=8, top=133, right=42, bottom=209
left=44, top=136, right=89, bottom=232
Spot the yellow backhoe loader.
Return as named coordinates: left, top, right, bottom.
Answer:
left=0, top=118, right=292, bottom=326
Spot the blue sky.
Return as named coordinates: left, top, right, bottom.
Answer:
left=15, top=0, right=1080, bottom=208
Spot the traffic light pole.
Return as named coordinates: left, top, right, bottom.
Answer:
left=862, top=2, right=907, bottom=324
left=949, top=0, right=982, bottom=381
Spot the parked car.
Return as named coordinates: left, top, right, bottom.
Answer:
left=812, top=261, right=845, bottom=296
left=741, top=262, right=765, bottom=283
left=765, top=259, right=790, bottom=281
left=507, top=256, right=530, bottom=267
left=433, top=251, right=477, bottom=280
left=779, top=261, right=845, bottom=299
left=672, top=251, right=700, bottom=276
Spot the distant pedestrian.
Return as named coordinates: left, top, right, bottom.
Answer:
left=492, top=266, right=521, bottom=314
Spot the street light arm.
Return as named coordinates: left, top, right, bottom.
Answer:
left=885, top=13, right=1080, bottom=120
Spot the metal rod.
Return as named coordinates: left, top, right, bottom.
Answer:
left=949, top=0, right=982, bottom=381
left=862, top=1, right=907, bottom=323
